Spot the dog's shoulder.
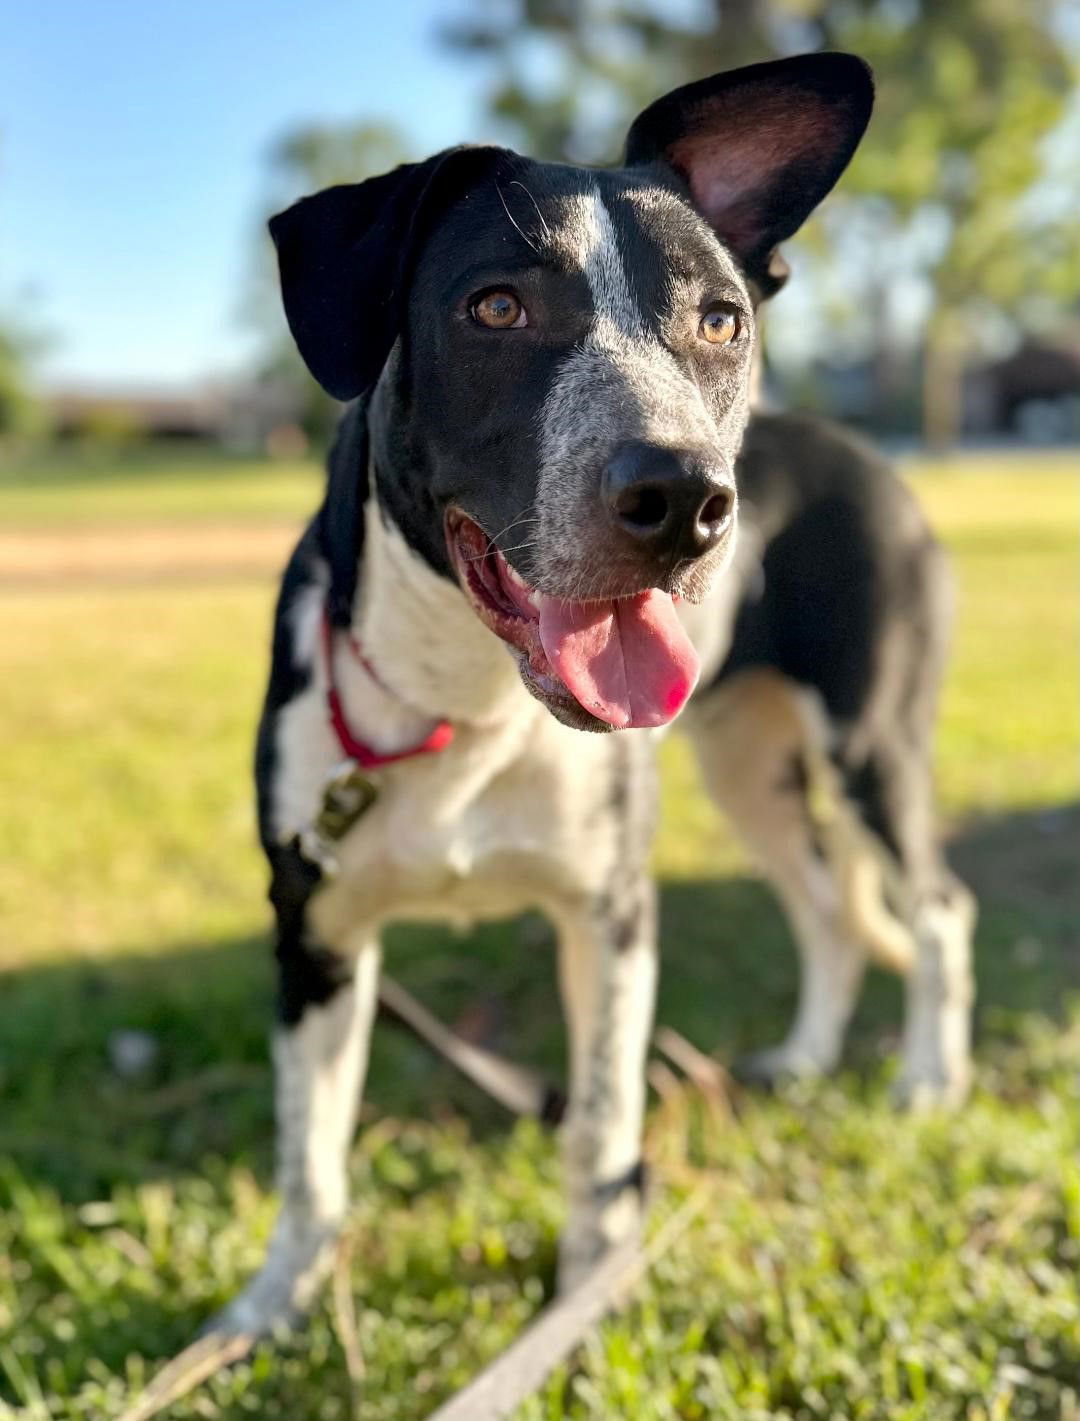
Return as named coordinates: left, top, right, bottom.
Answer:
left=738, top=410, right=892, bottom=508
left=263, top=399, right=373, bottom=711
left=318, top=398, right=372, bottom=628
left=738, top=410, right=936, bottom=556
left=255, top=400, right=373, bottom=848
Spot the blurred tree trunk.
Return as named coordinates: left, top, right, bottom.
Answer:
left=922, top=314, right=964, bottom=453
left=868, top=280, right=902, bottom=435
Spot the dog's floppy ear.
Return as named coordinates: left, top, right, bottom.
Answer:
left=625, top=52, right=873, bottom=299
left=269, top=146, right=503, bottom=401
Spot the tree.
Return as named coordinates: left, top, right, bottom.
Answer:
left=0, top=302, right=49, bottom=441
left=446, top=0, right=1080, bottom=445
left=0, top=140, right=49, bottom=442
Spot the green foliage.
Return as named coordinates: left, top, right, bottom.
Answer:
left=0, top=314, right=47, bottom=441
left=65, top=403, right=143, bottom=449
left=265, top=122, right=409, bottom=204
left=445, top=1, right=1080, bottom=441
left=0, top=451, right=1077, bottom=1416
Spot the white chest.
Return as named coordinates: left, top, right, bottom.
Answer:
left=273, top=672, right=621, bottom=950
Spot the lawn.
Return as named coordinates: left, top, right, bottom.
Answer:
left=0, top=444, right=1077, bottom=1420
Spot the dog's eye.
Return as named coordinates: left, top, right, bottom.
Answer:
left=471, top=291, right=527, bottom=330
left=699, top=308, right=741, bottom=347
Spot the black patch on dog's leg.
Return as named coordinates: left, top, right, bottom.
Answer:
left=611, top=911, right=640, bottom=955
left=592, top=1160, right=648, bottom=1206
left=609, top=875, right=659, bottom=958
left=776, top=750, right=832, bottom=865
left=540, top=1084, right=568, bottom=1126
left=773, top=749, right=809, bottom=798
left=588, top=884, right=650, bottom=957
left=842, top=754, right=905, bottom=867
left=268, top=841, right=354, bottom=1026
left=600, top=735, right=659, bottom=954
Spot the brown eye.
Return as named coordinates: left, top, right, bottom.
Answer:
left=471, top=290, right=526, bottom=329
left=699, top=307, right=740, bottom=346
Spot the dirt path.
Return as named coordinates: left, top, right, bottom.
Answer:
left=0, top=522, right=298, bottom=587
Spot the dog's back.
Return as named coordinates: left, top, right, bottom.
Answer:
left=723, top=411, right=952, bottom=823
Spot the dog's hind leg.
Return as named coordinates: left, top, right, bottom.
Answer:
left=209, top=849, right=380, bottom=1338
left=687, top=669, right=876, bottom=1082
left=897, top=875, right=975, bottom=1109
left=689, top=665, right=975, bottom=1104
left=840, top=746, right=975, bottom=1108
left=863, top=732, right=975, bottom=1107
left=553, top=874, right=658, bottom=1294
left=842, top=668, right=975, bottom=1108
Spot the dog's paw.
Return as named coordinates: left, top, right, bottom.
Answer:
left=556, top=1242, right=603, bottom=1297
left=896, top=1003, right=972, bottom=1112
left=203, top=1229, right=338, bottom=1341
left=893, top=1059, right=972, bottom=1112
left=201, top=1282, right=305, bottom=1343
left=557, top=1192, right=642, bottom=1296
left=556, top=1225, right=642, bottom=1297
left=731, top=1041, right=833, bottom=1090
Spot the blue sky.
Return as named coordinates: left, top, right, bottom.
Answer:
left=1, top=1, right=493, bottom=388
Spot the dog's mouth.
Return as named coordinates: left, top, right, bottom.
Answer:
left=445, top=510, right=700, bottom=731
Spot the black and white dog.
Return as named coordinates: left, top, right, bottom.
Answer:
left=221, top=53, right=974, bottom=1335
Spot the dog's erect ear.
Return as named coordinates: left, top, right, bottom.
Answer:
left=269, top=146, right=503, bottom=401
left=625, top=52, right=873, bottom=299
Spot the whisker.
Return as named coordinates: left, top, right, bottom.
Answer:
left=482, top=512, right=540, bottom=559
left=486, top=511, right=539, bottom=543
left=508, top=181, right=552, bottom=244
left=464, top=536, right=540, bottom=567
left=496, top=183, right=540, bottom=254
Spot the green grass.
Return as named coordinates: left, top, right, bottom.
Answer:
left=0, top=446, right=1077, bottom=1419
left=0, top=444, right=321, bottom=525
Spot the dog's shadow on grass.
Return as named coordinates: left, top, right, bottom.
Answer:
left=2, top=803, right=1077, bottom=1211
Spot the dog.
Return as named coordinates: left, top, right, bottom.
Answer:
left=216, top=52, right=974, bottom=1336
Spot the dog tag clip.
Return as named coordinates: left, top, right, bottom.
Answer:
left=296, top=759, right=379, bottom=875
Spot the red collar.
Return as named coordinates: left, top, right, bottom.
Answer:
left=321, top=607, right=454, bottom=770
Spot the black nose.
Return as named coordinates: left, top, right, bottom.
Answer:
left=603, top=442, right=735, bottom=563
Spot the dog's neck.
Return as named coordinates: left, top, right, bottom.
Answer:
left=341, top=487, right=529, bottom=744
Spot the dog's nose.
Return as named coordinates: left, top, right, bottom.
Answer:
left=603, top=442, right=735, bottom=562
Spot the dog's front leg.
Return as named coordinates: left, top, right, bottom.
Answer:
left=212, top=860, right=380, bottom=1337
left=554, top=878, right=658, bottom=1293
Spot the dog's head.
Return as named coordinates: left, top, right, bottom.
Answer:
left=271, top=53, right=872, bottom=732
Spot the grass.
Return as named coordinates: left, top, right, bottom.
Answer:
left=0, top=444, right=1077, bottom=1419
left=0, top=444, right=321, bottom=525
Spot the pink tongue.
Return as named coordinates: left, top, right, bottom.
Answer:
left=538, top=589, right=700, bottom=729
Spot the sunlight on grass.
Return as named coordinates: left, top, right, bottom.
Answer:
left=0, top=585, right=273, bottom=966
left=0, top=448, right=322, bottom=525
